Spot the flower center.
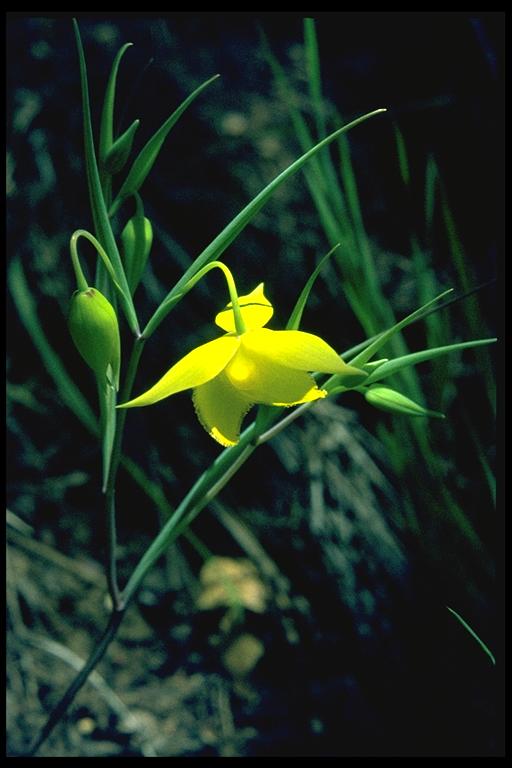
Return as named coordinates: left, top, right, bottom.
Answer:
left=226, top=356, right=255, bottom=386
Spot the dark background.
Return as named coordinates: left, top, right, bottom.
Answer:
left=7, top=12, right=503, bottom=757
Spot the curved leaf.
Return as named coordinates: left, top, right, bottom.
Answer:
left=111, top=74, right=220, bottom=212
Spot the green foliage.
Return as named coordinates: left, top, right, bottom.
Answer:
left=111, top=74, right=221, bottom=214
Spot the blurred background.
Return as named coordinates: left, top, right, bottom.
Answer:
left=7, top=12, right=503, bottom=757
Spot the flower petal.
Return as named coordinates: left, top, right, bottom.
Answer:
left=119, top=335, right=240, bottom=408
left=225, top=346, right=326, bottom=405
left=242, top=327, right=362, bottom=376
left=215, top=283, right=273, bottom=333
left=193, top=372, right=253, bottom=447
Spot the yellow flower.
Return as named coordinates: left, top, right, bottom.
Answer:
left=119, top=284, right=362, bottom=446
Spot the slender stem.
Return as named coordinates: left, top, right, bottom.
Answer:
left=27, top=609, right=126, bottom=755
left=144, top=260, right=246, bottom=339
left=105, top=490, right=122, bottom=610
left=103, top=337, right=146, bottom=610
left=106, top=337, right=146, bottom=494
left=70, top=229, right=124, bottom=298
left=256, top=401, right=313, bottom=444
left=69, top=232, right=89, bottom=291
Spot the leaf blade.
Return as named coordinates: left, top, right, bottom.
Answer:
left=286, top=244, right=340, bottom=330
left=361, top=338, right=497, bottom=386
left=112, top=73, right=220, bottom=211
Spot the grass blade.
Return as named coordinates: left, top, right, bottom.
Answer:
left=99, top=42, right=133, bottom=194
left=286, top=244, right=340, bottom=330
left=99, top=43, right=133, bottom=162
left=446, top=606, right=496, bottom=666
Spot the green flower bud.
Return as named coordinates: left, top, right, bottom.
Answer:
left=68, top=288, right=121, bottom=389
left=120, top=215, right=153, bottom=295
left=364, top=385, right=444, bottom=419
left=103, top=119, right=140, bottom=175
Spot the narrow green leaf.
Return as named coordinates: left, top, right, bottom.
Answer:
left=286, top=244, right=340, bottom=330
left=364, top=385, right=445, bottom=419
left=362, top=338, right=497, bottom=385
left=8, top=257, right=98, bottom=434
left=99, top=42, right=133, bottom=168
left=347, top=289, right=453, bottom=368
left=338, top=131, right=380, bottom=296
left=446, top=606, right=496, bottom=666
left=393, top=123, right=410, bottom=187
left=73, top=20, right=139, bottom=334
left=362, top=358, right=389, bottom=372
left=304, top=18, right=326, bottom=140
left=111, top=74, right=220, bottom=213
left=143, top=107, right=387, bottom=338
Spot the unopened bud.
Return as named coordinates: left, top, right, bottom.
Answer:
left=120, top=215, right=153, bottom=295
left=68, top=288, right=121, bottom=389
left=364, top=385, right=444, bottom=419
left=103, top=119, right=140, bottom=175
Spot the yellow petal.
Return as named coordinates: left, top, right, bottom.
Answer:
left=215, top=283, right=273, bottom=333
left=225, top=345, right=326, bottom=405
left=119, top=335, right=240, bottom=408
left=242, top=327, right=361, bottom=376
left=193, top=372, right=253, bottom=447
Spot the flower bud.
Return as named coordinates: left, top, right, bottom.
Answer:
left=364, top=385, right=444, bottom=418
left=103, top=119, right=140, bottom=175
left=68, top=288, right=121, bottom=389
left=120, top=215, right=153, bottom=295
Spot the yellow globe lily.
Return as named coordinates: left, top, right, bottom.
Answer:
left=119, top=284, right=362, bottom=447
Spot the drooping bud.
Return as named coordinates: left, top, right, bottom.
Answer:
left=103, top=119, right=140, bottom=175
left=120, top=214, right=153, bottom=295
left=68, top=288, right=121, bottom=389
left=364, top=385, right=444, bottom=418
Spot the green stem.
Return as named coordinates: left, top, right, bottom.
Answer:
left=27, top=609, right=126, bottom=755
left=70, top=229, right=124, bottom=297
left=69, top=232, right=89, bottom=291
left=103, top=337, right=146, bottom=609
left=105, top=490, right=122, bottom=610
left=144, top=260, right=246, bottom=339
